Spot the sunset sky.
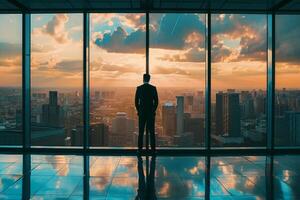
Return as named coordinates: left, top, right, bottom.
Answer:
left=0, top=13, right=299, bottom=89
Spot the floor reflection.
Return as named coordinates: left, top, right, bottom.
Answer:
left=0, top=155, right=299, bottom=199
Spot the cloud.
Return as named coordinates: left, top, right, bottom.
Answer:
left=33, top=59, right=83, bottom=74
left=150, top=14, right=205, bottom=50
left=0, top=42, right=22, bottom=67
left=276, top=15, right=300, bottom=63
left=0, top=42, right=21, bottom=58
left=212, top=14, right=267, bottom=62
left=160, top=48, right=205, bottom=63
left=92, top=14, right=145, bottom=29
left=152, top=66, right=190, bottom=76
left=33, top=14, right=70, bottom=44
left=91, top=58, right=144, bottom=76
left=94, top=26, right=145, bottom=54
left=54, top=60, right=83, bottom=73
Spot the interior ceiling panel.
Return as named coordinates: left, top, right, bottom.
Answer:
left=0, top=0, right=299, bottom=13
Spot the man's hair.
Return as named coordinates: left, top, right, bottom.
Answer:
left=143, top=73, right=150, bottom=82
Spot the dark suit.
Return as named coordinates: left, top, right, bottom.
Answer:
left=135, top=83, right=158, bottom=150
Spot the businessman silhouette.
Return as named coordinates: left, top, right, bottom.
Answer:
left=135, top=74, right=158, bottom=152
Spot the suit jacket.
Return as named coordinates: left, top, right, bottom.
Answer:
left=135, top=83, right=158, bottom=116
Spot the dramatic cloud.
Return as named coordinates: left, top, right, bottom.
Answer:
left=276, top=15, right=300, bottom=63
left=150, top=14, right=205, bottom=50
left=0, top=42, right=21, bottom=67
left=54, top=60, right=83, bottom=73
left=0, top=42, right=21, bottom=58
left=212, top=14, right=267, bottom=62
left=91, top=58, right=143, bottom=77
left=160, top=48, right=205, bottom=63
left=92, top=14, right=145, bottom=29
left=94, top=26, right=145, bottom=54
left=33, top=14, right=70, bottom=44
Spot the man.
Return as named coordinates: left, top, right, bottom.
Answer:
left=135, top=74, right=158, bottom=152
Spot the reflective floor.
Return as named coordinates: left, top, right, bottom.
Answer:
left=0, top=154, right=299, bottom=199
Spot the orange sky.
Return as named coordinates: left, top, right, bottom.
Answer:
left=0, top=14, right=299, bottom=90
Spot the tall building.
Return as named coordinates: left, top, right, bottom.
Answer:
left=215, top=92, right=224, bottom=135
left=42, top=91, right=63, bottom=127
left=162, top=102, right=176, bottom=137
left=176, top=96, right=184, bottom=136
left=216, top=92, right=241, bottom=137
left=90, top=123, right=109, bottom=146
left=254, top=95, right=266, bottom=116
left=110, top=112, right=134, bottom=146
left=184, top=95, right=193, bottom=113
left=285, top=111, right=300, bottom=146
left=183, top=113, right=204, bottom=145
left=223, top=92, right=241, bottom=137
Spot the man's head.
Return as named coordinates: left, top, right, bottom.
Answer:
left=143, top=73, right=150, bottom=83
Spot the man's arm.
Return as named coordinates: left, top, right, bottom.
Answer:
left=135, top=87, right=140, bottom=114
left=153, top=87, right=159, bottom=112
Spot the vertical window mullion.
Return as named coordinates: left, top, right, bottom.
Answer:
left=83, top=13, right=90, bottom=151
left=205, top=12, right=212, bottom=200
left=267, top=13, right=275, bottom=150
left=205, top=13, right=211, bottom=150
left=266, top=12, right=275, bottom=200
left=22, top=12, right=31, bottom=200
left=22, top=13, right=31, bottom=149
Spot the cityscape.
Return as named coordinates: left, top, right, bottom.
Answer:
left=1, top=87, right=299, bottom=147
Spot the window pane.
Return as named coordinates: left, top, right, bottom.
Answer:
left=150, top=13, right=206, bottom=147
left=90, top=14, right=145, bottom=147
left=0, top=14, right=22, bottom=146
left=275, top=15, right=300, bottom=147
left=0, top=154, right=23, bottom=199
left=31, top=14, right=83, bottom=147
left=211, top=14, right=267, bottom=147
left=211, top=156, right=266, bottom=198
left=274, top=155, right=300, bottom=199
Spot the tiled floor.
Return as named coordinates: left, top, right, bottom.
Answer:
left=0, top=154, right=299, bottom=199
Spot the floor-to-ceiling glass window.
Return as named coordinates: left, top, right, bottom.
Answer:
left=211, top=14, right=267, bottom=147
left=275, top=15, right=300, bottom=147
left=90, top=13, right=146, bottom=147
left=0, top=14, right=22, bottom=146
left=150, top=13, right=206, bottom=147
left=31, top=14, right=83, bottom=147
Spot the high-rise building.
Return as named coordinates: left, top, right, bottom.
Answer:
left=285, top=111, right=300, bottom=146
left=184, top=95, right=193, bottom=113
left=110, top=112, right=134, bottom=146
left=215, top=92, right=224, bottom=135
left=223, top=92, right=241, bottom=137
left=215, top=92, right=241, bottom=137
left=176, top=96, right=184, bottom=136
left=254, top=95, right=266, bottom=116
left=90, top=123, right=109, bottom=146
left=162, top=102, right=176, bottom=137
left=183, top=113, right=204, bottom=145
left=42, top=91, right=63, bottom=127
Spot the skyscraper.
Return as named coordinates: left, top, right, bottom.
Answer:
left=110, top=112, right=134, bottom=146
left=285, top=111, right=300, bottom=146
left=162, top=102, right=176, bottom=137
left=176, top=96, right=184, bottom=136
left=42, top=91, right=63, bottom=127
left=215, top=91, right=241, bottom=137
left=223, top=92, right=241, bottom=137
left=215, top=92, right=224, bottom=135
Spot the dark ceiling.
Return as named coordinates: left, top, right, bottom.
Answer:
left=0, top=0, right=299, bottom=13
